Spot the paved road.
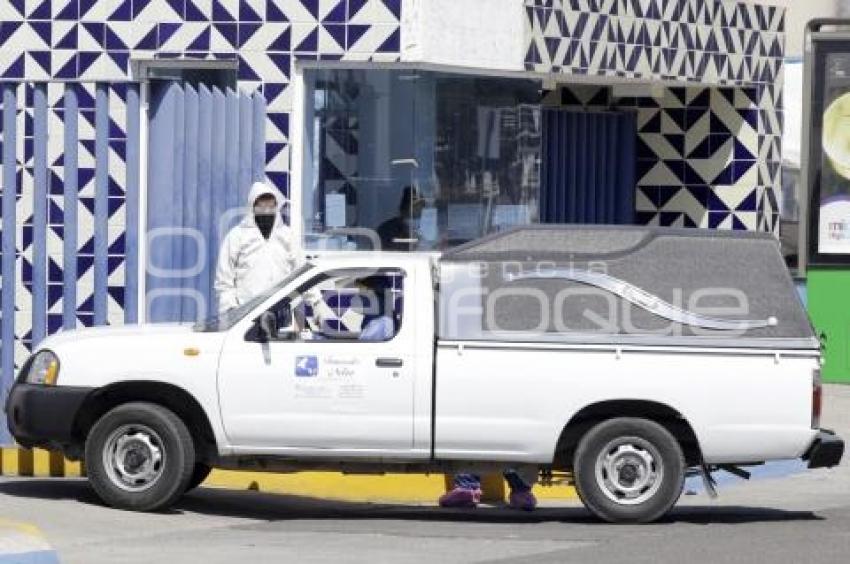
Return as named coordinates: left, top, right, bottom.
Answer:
left=1, top=385, right=848, bottom=564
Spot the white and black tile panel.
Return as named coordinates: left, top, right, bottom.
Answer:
left=555, top=83, right=779, bottom=233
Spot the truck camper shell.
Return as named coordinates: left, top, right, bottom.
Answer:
left=437, top=225, right=818, bottom=350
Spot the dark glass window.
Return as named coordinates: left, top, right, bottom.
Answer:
left=301, top=69, right=542, bottom=251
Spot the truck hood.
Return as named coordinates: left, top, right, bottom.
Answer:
left=33, top=323, right=228, bottom=388
left=35, top=323, right=201, bottom=350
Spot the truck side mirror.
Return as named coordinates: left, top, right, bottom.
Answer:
left=257, top=311, right=278, bottom=343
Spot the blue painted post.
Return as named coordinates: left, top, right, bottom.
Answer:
left=62, top=85, right=78, bottom=330
left=93, top=83, right=109, bottom=325
left=124, top=84, right=140, bottom=324
left=31, top=83, right=48, bottom=347
left=1, top=84, right=17, bottom=442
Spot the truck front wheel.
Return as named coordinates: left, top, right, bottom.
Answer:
left=84, top=402, right=195, bottom=512
left=185, top=463, right=212, bottom=492
left=573, top=417, right=685, bottom=523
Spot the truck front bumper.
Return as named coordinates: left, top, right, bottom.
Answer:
left=4, top=383, right=93, bottom=449
left=803, top=429, right=845, bottom=469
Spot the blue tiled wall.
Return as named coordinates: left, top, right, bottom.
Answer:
left=533, top=0, right=784, bottom=233
left=0, top=0, right=402, bottom=370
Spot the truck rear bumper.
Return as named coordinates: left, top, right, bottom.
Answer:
left=803, top=429, right=845, bottom=469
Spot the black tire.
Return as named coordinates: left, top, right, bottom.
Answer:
left=185, top=463, right=212, bottom=492
left=85, top=402, right=195, bottom=512
left=573, top=417, right=685, bottom=523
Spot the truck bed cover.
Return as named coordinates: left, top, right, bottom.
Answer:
left=438, top=226, right=817, bottom=349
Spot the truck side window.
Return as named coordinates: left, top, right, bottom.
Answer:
left=269, top=269, right=404, bottom=342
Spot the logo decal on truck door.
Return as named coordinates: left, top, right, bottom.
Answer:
left=295, top=355, right=318, bottom=377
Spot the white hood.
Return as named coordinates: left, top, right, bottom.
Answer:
left=215, top=181, right=300, bottom=312
left=35, top=323, right=195, bottom=351
left=33, top=323, right=228, bottom=388
left=240, top=181, right=284, bottom=230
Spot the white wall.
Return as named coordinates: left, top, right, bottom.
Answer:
left=401, top=0, right=527, bottom=71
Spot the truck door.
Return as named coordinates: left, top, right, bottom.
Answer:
left=216, top=267, right=417, bottom=453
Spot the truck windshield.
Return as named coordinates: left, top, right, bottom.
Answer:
left=193, top=263, right=313, bottom=332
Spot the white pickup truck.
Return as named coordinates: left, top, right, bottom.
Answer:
left=5, top=226, right=844, bottom=523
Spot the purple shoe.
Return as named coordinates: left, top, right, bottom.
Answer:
left=439, top=487, right=482, bottom=508
left=508, top=489, right=537, bottom=511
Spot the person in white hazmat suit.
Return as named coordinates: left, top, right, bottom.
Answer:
left=215, top=181, right=302, bottom=312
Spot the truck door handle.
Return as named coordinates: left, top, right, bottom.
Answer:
left=376, top=357, right=403, bottom=368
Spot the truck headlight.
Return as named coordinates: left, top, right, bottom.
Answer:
left=27, top=351, right=59, bottom=385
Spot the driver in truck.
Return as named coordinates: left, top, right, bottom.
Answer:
left=354, top=275, right=396, bottom=342
left=290, top=274, right=397, bottom=341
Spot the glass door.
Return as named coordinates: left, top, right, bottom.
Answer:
left=300, top=68, right=543, bottom=251
left=302, top=68, right=421, bottom=251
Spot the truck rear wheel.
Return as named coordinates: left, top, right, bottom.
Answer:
left=573, top=417, right=685, bottom=523
left=85, top=402, right=195, bottom=512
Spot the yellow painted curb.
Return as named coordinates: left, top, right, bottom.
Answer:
left=204, top=470, right=575, bottom=502
left=1, top=448, right=84, bottom=478
left=534, top=483, right=578, bottom=500
left=2, top=447, right=576, bottom=502
left=206, top=469, right=449, bottom=502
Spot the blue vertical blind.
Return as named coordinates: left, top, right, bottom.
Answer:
left=146, top=81, right=265, bottom=323
left=0, top=83, right=141, bottom=442
left=540, top=109, right=637, bottom=224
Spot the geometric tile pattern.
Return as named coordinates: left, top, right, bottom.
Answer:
left=0, top=0, right=402, bottom=371
left=1, top=0, right=784, bottom=379
left=556, top=83, right=780, bottom=232
left=1, top=81, right=128, bottom=374
left=0, top=0, right=403, bottom=200
left=320, top=97, right=359, bottom=212
left=525, top=0, right=784, bottom=88
left=534, top=0, right=785, bottom=233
